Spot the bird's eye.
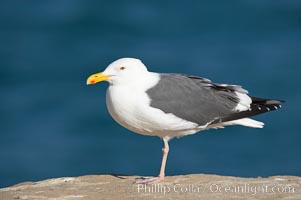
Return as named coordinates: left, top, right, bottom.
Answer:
left=120, top=66, right=125, bottom=70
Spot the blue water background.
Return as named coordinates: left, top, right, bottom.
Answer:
left=0, top=1, right=300, bottom=187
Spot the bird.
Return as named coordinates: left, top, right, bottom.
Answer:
left=86, top=58, right=284, bottom=184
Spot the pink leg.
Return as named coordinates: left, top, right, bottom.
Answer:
left=158, top=138, right=169, bottom=181
left=136, top=138, right=169, bottom=184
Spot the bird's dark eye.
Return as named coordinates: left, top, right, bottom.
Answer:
left=120, top=66, right=125, bottom=70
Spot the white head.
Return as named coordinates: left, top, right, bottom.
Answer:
left=86, top=58, right=149, bottom=85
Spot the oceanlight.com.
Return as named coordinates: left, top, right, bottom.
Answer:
left=137, top=183, right=295, bottom=196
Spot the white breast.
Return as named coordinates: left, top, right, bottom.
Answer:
left=105, top=73, right=199, bottom=139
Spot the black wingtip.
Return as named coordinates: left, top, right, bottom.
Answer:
left=251, top=97, right=285, bottom=104
left=211, top=97, right=285, bottom=125
left=266, top=100, right=285, bottom=105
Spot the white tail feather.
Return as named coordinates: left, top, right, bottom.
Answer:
left=224, top=118, right=264, bottom=128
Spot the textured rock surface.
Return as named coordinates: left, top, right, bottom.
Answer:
left=1, top=174, right=300, bottom=200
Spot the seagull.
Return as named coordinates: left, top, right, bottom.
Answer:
left=86, top=58, right=284, bottom=184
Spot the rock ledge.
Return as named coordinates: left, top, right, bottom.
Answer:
left=1, top=174, right=300, bottom=199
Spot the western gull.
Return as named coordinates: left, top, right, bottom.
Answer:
left=86, top=58, right=284, bottom=184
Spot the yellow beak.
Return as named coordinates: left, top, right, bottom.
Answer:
left=86, top=72, right=111, bottom=85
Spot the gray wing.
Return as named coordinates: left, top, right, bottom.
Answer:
left=146, top=74, right=243, bottom=126
left=147, top=74, right=283, bottom=126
